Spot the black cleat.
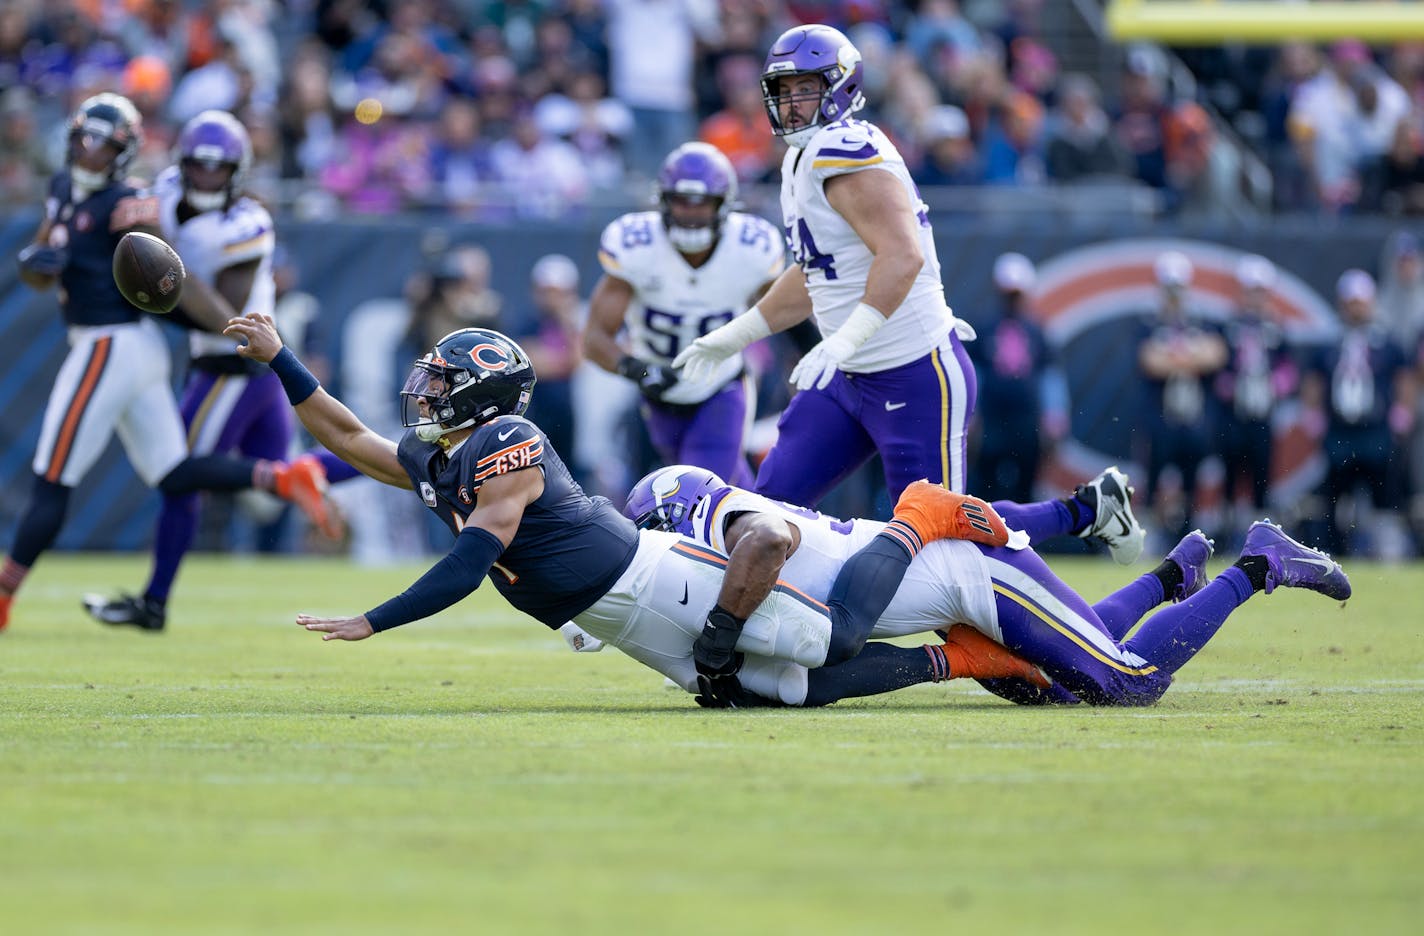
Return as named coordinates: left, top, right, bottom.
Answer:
left=82, top=593, right=166, bottom=631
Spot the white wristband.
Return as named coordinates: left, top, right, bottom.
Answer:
left=702, top=305, right=772, bottom=355
left=830, top=302, right=889, bottom=354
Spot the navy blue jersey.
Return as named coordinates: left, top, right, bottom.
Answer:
left=396, top=415, right=639, bottom=628
left=43, top=172, right=149, bottom=327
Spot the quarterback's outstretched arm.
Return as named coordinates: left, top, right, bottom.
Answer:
left=224, top=313, right=411, bottom=489
left=295, top=468, right=542, bottom=642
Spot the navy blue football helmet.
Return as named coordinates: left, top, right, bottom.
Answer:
left=401, top=328, right=536, bottom=442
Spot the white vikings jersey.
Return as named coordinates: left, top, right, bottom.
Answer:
left=780, top=118, right=963, bottom=372
left=598, top=209, right=785, bottom=405
left=688, top=484, right=998, bottom=641
left=153, top=167, right=276, bottom=359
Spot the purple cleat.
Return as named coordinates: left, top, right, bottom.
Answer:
left=1166, top=529, right=1214, bottom=602
left=1241, top=520, right=1352, bottom=601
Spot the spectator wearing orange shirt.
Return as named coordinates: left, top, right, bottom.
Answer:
left=699, top=55, right=775, bottom=183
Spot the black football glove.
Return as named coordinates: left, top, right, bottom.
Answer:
left=18, top=243, right=69, bottom=277
left=617, top=355, right=680, bottom=402
left=693, top=605, right=745, bottom=678
left=694, top=672, right=754, bottom=708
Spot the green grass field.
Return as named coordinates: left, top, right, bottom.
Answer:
left=1, top=554, right=1420, bottom=935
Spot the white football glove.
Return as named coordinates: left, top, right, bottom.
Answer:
left=788, top=302, right=888, bottom=391
left=671, top=307, right=771, bottom=384
left=558, top=622, right=604, bottom=653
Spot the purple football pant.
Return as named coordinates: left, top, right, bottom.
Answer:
left=973, top=545, right=1253, bottom=706
left=642, top=378, right=755, bottom=488
left=146, top=370, right=293, bottom=602
left=754, top=333, right=975, bottom=506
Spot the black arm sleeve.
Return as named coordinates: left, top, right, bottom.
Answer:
left=365, top=526, right=505, bottom=632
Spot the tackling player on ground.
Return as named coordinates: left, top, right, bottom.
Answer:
left=621, top=464, right=1353, bottom=707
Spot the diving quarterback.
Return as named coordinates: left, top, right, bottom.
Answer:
left=83, top=109, right=341, bottom=633
left=582, top=142, right=784, bottom=487
left=0, top=95, right=328, bottom=633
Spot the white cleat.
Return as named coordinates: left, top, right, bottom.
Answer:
left=1075, top=466, right=1147, bottom=565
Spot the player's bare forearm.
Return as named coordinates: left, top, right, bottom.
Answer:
left=293, top=391, right=410, bottom=489
left=717, top=513, right=795, bottom=619
left=755, top=266, right=814, bottom=331
left=583, top=275, right=636, bottom=372
left=176, top=274, right=239, bottom=333
left=225, top=312, right=410, bottom=488
left=859, top=250, right=922, bottom=318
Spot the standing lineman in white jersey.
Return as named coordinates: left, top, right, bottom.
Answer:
left=583, top=142, right=785, bottom=487
left=674, top=24, right=978, bottom=505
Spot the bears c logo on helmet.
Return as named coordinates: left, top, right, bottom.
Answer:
left=469, top=343, right=510, bottom=372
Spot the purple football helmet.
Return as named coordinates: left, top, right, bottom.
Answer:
left=176, top=110, right=252, bottom=211
left=656, top=142, right=738, bottom=255
left=761, top=24, right=866, bottom=148
left=624, top=465, right=726, bottom=536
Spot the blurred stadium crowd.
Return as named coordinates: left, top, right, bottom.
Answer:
left=5, top=0, right=1424, bottom=217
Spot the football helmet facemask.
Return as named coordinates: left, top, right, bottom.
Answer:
left=760, top=25, right=866, bottom=149
left=657, top=142, right=737, bottom=255
left=400, top=328, right=536, bottom=442
left=176, top=110, right=253, bottom=212
left=66, top=93, right=143, bottom=192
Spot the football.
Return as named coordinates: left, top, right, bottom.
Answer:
left=112, top=231, right=185, bottom=314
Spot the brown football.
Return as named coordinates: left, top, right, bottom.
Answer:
left=112, top=231, right=186, bottom=314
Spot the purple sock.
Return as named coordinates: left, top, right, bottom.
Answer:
left=992, top=498, right=1076, bottom=544
left=1122, top=567, right=1253, bottom=676
left=1093, top=574, right=1166, bottom=641
left=312, top=450, right=362, bottom=484
left=144, top=493, right=200, bottom=604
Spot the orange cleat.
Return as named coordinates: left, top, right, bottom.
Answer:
left=0, top=593, right=11, bottom=634
left=892, top=480, right=1011, bottom=547
left=272, top=455, right=345, bottom=540
left=941, top=624, right=1050, bottom=688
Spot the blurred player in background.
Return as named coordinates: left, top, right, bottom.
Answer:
left=83, top=110, right=341, bottom=632
left=0, top=95, right=326, bottom=634
left=582, top=141, right=784, bottom=486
